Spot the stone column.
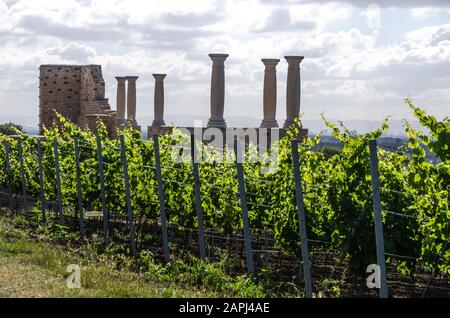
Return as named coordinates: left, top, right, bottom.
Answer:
left=207, top=53, right=228, bottom=128
left=152, top=74, right=166, bottom=127
left=115, top=77, right=126, bottom=125
left=126, top=76, right=138, bottom=124
left=260, top=59, right=280, bottom=128
left=283, top=56, right=304, bottom=129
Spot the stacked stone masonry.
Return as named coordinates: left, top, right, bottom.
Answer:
left=39, top=64, right=116, bottom=134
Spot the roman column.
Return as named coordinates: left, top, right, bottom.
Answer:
left=115, top=77, right=126, bottom=125
left=152, top=74, right=166, bottom=127
left=260, top=59, right=280, bottom=128
left=283, top=56, right=304, bottom=129
left=126, top=76, right=138, bottom=124
left=207, top=53, right=228, bottom=128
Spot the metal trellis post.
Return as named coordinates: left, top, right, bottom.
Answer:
left=74, top=137, right=85, bottom=238
left=264, top=231, right=269, bottom=268
left=53, top=138, right=64, bottom=224
left=191, top=134, right=207, bottom=260
left=4, top=142, right=14, bottom=214
left=291, top=139, right=313, bottom=298
left=369, top=139, right=389, bottom=298
left=153, top=134, right=170, bottom=261
left=119, top=135, right=137, bottom=257
left=96, top=135, right=109, bottom=244
left=37, top=140, right=46, bottom=223
left=234, top=136, right=255, bottom=275
left=17, top=138, right=28, bottom=217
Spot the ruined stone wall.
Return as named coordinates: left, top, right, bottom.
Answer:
left=79, top=65, right=111, bottom=126
left=39, top=64, right=115, bottom=133
left=39, top=65, right=82, bottom=130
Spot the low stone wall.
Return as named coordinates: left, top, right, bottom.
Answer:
left=148, top=126, right=308, bottom=149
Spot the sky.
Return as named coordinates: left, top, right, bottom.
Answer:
left=0, top=0, right=449, bottom=129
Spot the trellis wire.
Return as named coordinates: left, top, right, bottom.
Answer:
left=160, top=143, right=191, bottom=151
left=162, top=179, right=189, bottom=185
left=245, top=176, right=273, bottom=184
left=381, top=187, right=429, bottom=200
left=383, top=210, right=420, bottom=220
left=161, top=165, right=189, bottom=172
left=246, top=202, right=275, bottom=209
left=307, top=239, right=333, bottom=245
left=385, top=252, right=417, bottom=261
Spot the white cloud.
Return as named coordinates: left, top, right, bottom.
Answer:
left=409, top=8, right=444, bottom=18
left=0, top=79, right=13, bottom=97
left=47, top=43, right=97, bottom=62
left=260, top=0, right=450, bottom=8
left=251, top=8, right=316, bottom=32
left=0, top=0, right=449, bottom=125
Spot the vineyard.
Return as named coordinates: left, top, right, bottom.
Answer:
left=0, top=100, right=449, bottom=298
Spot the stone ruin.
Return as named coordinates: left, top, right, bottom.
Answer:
left=39, top=65, right=119, bottom=136
left=147, top=54, right=308, bottom=146
left=38, top=53, right=308, bottom=144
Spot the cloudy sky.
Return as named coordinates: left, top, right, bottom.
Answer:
left=0, top=0, right=449, bottom=128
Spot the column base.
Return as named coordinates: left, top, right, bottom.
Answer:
left=116, top=118, right=126, bottom=125
left=152, top=119, right=166, bottom=127
left=125, top=118, right=138, bottom=126
left=207, top=118, right=227, bottom=128
left=260, top=120, right=279, bottom=128
left=283, top=120, right=301, bottom=129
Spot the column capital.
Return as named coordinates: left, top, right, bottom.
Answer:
left=126, top=76, right=139, bottom=83
left=115, top=76, right=127, bottom=83
left=284, top=56, right=304, bottom=66
left=261, top=58, right=280, bottom=66
left=262, top=58, right=280, bottom=71
left=153, top=74, right=167, bottom=81
left=209, top=53, right=229, bottom=66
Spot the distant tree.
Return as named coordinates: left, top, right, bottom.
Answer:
left=0, top=123, right=24, bottom=136
left=318, top=146, right=341, bottom=159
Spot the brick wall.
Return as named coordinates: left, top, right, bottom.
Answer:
left=39, top=64, right=115, bottom=133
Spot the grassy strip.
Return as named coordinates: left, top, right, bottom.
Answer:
left=0, top=216, right=275, bottom=298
